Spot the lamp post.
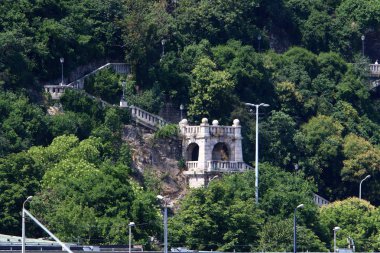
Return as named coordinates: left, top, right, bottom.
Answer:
left=60, top=57, right=64, bottom=85
left=161, top=39, right=167, bottom=58
left=22, top=196, right=33, bottom=253
left=128, top=222, right=135, bottom=253
left=207, top=175, right=219, bottom=187
left=157, top=195, right=168, bottom=253
left=359, top=175, right=371, bottom=199
left=244, top=102, right=269, bottom=204
left=122, top=81, right=126, bottom=100
left=257, top=35, right=262, bottom=53
left=180, top=104, right=184, bottom=120
left=333, top=226, right=341, bottom=252
left=293, top=204, right=304, bottom=253
left=361, top=35, right=365, bottom=57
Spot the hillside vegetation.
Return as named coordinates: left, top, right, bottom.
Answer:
left=1, top=0, right=380, bottom=251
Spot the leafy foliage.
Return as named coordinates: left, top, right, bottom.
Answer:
left=3, top=0, right=380, bottom=250
left=319, top=198, right=380, bottom=251
left=154, top=124, right=179, bottom=139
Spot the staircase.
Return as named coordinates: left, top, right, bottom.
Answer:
left=43, top=61, right=167, bottom=130
left=129, top=106, right=167, bottom=130
left=44, top=62, right=130, bottom=99
left=68, top=63, right=130, bottom=89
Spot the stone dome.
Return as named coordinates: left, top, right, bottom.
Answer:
left=201, top=118, right=209, bottom=124
left=212, top=120, right=219, bottom=126
left=180, top=119, right=188, bottom=125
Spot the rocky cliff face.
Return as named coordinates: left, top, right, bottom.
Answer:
left=122, top=125, right=188, bottom=205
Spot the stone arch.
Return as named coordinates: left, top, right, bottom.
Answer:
left=187, top=143, right=199, bottom=161
left=212, top=142, right=230, bottom=161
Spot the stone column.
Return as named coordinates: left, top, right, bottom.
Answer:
left=232, top=119, right=243, bottom=162
left=197, top=118, right=210, bottom=172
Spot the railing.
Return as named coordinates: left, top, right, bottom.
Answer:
left=369, top=64, right=380, bottom=76
left=185, top=161, right=253, bottom=172
left=209, top=126, right=235, bottom=136
left=44, top=85, right=72, bottom=100
left=186, top=161, right=198, bottom=170
left=206, top=161, right=251, bottom=172
left=68, top=63, right=130, bottom=88
left=313, top=193, right=329, bottom=207
left=181, top=126, right=237, bottom=136
left=130, top=106, right=166, bottom=130
left=182, top=126, right=201, bottom=135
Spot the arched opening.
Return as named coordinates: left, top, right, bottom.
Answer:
left=187, top=143, right=199, bottom=161
left=212, top=142, right=230, bottom=161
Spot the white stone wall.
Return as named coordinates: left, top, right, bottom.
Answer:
left=180, top=118, right=249, bottom=188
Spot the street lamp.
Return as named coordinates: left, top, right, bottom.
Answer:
left=22, top=196, right=33, bottom=253
left=128, top=222, right=135, bottom=253
left=157, top=195, right=169, bottom=253
left=60, top=57, right=64, bottom=85
left=257, top=35, right=262, bottom=52
left=161, top=39, right=167, bottom=58
left=333, top=226, right=341, bottom=252
left=180, top=104, right=184, bottom=120
left=122, top=80, right=126, bottom=100
left=207, top=175, right=219, bottom=187
left=244, top=102, right=270, bottom=204
left=361, top=35, right=365, bottom=57
left=359, top=175, right=371, bottom=199
left=293, top=204, right=304, bottom=253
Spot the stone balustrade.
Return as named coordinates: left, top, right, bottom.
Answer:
left=185, top=161, right=252, bottom=173
left=206, top=161, right=252, bottom=172
left=370, top=64, right=380, bottom=76
left=181, top=126, right=201, bottom=135
left=186, top=161, right=199, bottom=170
left=130, top=105, right=166, bottom=130
left=44, top=85, right=72, bottom=100
left=313, top=193, right=329, bottom=207
left=209, top=126, right=236, bottom=136
left=180, top=118, right=240, bottom=138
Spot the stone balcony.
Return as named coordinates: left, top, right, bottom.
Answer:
left=180, top=125, right=238, bottom=138
left=369, top=64, right=380, bottom=77
left=184, top=161, right=253, bottom=174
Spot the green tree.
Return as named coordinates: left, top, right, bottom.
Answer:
left=0, top=91, right=48, bottom=157
left=84, top=68, right=122, bottom=104
left=294, top=115, right=344, bottom=197
left=319, top=198, right=380, bottom=251
left=188, top=57, right=236, bottom=121
left=29, top=135, right=160, bottom=245
left=257, top=218, right=327, bottom=252
left=169, top=174, right=265, bottom=251
left=341, top=134, right=380, bottom=204
left=0, top=151, right=42, bottom=235
left=260, top=111, right=297, bottom=168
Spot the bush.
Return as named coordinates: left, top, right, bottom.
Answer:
left=154, top=124, right=179, bottom=139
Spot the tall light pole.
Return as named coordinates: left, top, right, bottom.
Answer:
left=22, top=196, right=33, bottom=253
left=333, top=226, right=341, bottom=252
left=180, top=104, right=184, bottom=120
left=361, top=35, right=365, bottom=57
left=359, top=175, right=371, bottom=199
left=128, top=222, right=135, bottom=253
left=60, top=57, right=64, bottom=85
left=293, top=204, right=304, bottom=253
left=157, top=195, right=168, bottom=253
left=245, top=102, right=269, bottom=204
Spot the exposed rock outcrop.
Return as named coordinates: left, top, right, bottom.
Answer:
left=122, top=125, right=187, bottom=205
